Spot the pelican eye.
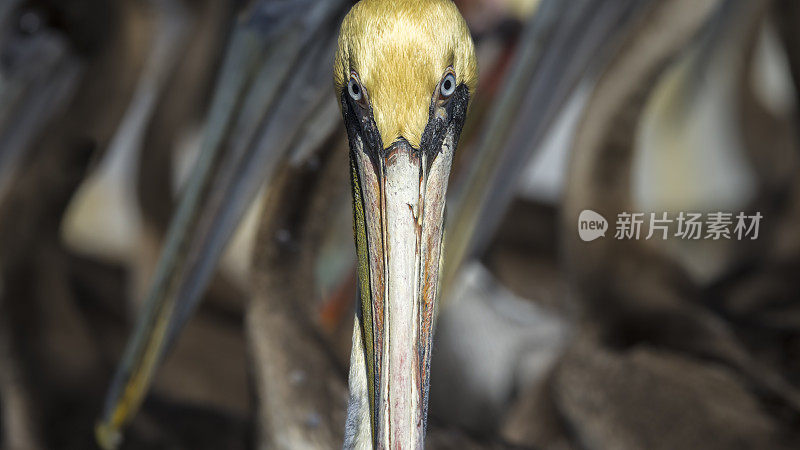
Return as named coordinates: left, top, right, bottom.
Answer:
left=347, top=73, right=367, bottom=107
left=439, top=72, right=457, bottom=100
left=348, top=78, right=361, bottom=100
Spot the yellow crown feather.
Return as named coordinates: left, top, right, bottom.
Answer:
left=334, top=0, right=478, bottom=149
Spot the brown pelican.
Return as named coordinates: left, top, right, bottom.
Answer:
left=95, top=0, right=351, bottom=446
left=96, top=0, right=474, bottom=447
left=334, top=1, right=476, bottom=446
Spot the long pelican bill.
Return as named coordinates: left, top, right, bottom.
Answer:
left=336, top=1, right=477, bottom=447
left=350, top=133, right=458, bottom=447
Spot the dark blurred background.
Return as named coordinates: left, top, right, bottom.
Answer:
left=1, top=0, right=799, bottom=448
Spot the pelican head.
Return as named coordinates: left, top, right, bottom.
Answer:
left=334, top=0, right=476, bottom=447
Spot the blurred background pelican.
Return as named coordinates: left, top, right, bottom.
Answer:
left=1, top=0, right=799, bottom=448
